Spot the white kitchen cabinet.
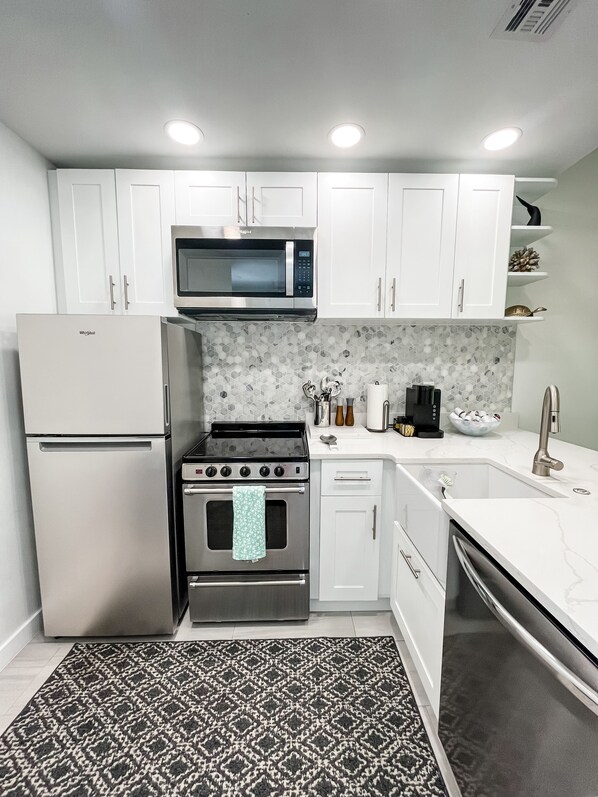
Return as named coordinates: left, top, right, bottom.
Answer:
left=390, top=521, right=445, bottom=714
left=51, top=169, right=121, bottom=314
left=452, top=174, right=515, bottom=319
left=174, top=171, right=317, bottom=227
left=386, top=174, right=459, bottom=318
left=115, top=170, right=176, bottom=316
left=317, top=173, right=388, bottom=318
left=51, top=169, right=176, bottom=315
left=319, top=460, right=383, bottom=601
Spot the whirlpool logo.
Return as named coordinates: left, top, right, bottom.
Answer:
left=79, top=330, right=96, bottom=336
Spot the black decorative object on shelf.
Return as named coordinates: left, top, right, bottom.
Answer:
left=516, top=195, right=542, bottom=226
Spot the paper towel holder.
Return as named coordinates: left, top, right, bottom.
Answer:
left=367, top=381, right=390, bottom=433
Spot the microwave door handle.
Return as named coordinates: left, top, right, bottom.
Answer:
left=453, top=535, right=598, bottom=717
left=285, top=241, right=294, bottom=297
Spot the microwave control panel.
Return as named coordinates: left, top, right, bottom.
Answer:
left=294, top=242, right=314, bottom=297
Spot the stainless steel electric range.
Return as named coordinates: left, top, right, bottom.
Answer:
left=181, top=422, right=310, bottom=622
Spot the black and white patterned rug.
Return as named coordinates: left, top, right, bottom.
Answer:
left=0, top=637, right=447, bottom=797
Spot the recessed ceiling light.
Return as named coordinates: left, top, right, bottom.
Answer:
left=164, top=120, right=203, bottom=146
left=482, top=127, right=522, bottom=151
left=329, top=123, right=365, bottom=148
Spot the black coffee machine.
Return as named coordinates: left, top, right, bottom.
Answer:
left=405, top=383, right=444, bottom=438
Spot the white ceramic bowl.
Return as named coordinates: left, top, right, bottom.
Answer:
left=449, top=414, right=501, bottom=437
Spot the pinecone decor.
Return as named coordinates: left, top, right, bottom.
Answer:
left=509, top=246, right=540, bottom=272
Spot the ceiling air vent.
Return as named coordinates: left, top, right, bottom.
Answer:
left=491, top=0, right=580, bottom=41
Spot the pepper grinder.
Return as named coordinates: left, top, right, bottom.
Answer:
left=335, top=401, right=345, bottom=426
left=345, top=398, right=355, bottom=427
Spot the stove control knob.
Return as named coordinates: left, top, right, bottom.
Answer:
left=259, top=466, right=270, bottom=477
left=274, top=466, right=285, bottom=477
left=220, top=466, right=232, bottom=477
left=205, top=466, right=217, bottom=478
left=240, top=466, right=251, bottom=477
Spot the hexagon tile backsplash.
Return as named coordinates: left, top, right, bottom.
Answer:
left=196, top=321, right=516, bottom=423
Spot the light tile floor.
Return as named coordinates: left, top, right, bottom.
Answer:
left=0, top=611, right=460, bottom=795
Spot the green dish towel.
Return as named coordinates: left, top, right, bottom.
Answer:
left=232, top=485, right=267, bottom=561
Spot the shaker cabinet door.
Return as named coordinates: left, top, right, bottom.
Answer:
left=116, top=170, right=177, bottom=316
left=52, top=169, right=121, bottom=314
left=174, top=171, right=246, bottom=226
left=386, top=174, right=459, bottom=318
left=246, top=172, right=317, bottom=227
left=452, top=174, right=515, bottom=319
left=317, top=173, right=388, bottom=318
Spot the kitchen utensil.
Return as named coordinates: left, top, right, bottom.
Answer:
left=319, top=434, right=338, bottom=451
left=302, top=380, right=317, bottom=400
left=504, top=305, right=547, bottom=317
left=320, top=376, right=342, bottom=398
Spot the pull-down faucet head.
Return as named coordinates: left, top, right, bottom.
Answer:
left=547, top=384, right=560, bottom=434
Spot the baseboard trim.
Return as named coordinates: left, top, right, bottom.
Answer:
left=0, top=609, right=43, bottom=671
left=310, top=598, right=391, bottom=613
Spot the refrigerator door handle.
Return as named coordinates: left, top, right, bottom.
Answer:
left=164, top=384, right=170, bottom=427
left=453, top=535, right=598, bottom=717
left=38, top=440, right=153, bottom=452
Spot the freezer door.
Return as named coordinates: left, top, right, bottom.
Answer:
left=17, top=314, right=168, bottom=435
left=26, top=436, right=176, bottom=636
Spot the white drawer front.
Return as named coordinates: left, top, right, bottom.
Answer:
left=391, top=521, right=445, bottom=714
left=322, top=460, right=383, bottom=496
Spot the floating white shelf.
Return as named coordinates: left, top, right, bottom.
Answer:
left=510, top=225, right=553, bottom=247
left=507, top=271, right=549, bottom=286
left=514, top=177, right=558, bottom=203
left=502, top=316, right=544, bottom=324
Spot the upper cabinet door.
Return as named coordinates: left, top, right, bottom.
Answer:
left=116, top=170, right=177, bottom=316
left=386, top=174, right=459, bottom=318
left=174, top=171, right=246, bottom=226
left=246, top=172, right=317, bottom=227
left=453, top=174, right=515, bottom=319
left=52, top=170, right=121, bottom=314
left=317, top=173, right=388, bottom=318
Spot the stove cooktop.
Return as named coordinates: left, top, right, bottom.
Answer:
left=182, top=422, right=309, bottom=482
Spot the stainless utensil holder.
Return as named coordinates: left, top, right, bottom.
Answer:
left=314, top=398, right=330, bottom=427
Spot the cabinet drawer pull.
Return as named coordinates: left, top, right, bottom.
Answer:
left=372, top=504, right=377, bottom=540
left=400, top=549, right=421, bottom=579
left=333, top=476, right=372, bottom=482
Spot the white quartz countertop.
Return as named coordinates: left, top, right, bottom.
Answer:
left=308, top=427, right=598, bottom=658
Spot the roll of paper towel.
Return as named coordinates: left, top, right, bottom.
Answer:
left=366, top=383, right=389, bottom=432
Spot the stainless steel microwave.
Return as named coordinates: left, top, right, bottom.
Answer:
left=172, top=226, right=316, bottom=320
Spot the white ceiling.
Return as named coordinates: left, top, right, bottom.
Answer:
left=1, top=0, right=597, bottom=176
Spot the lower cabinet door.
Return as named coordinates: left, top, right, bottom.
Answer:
left=319, top=495, right=380, bottom=601
left=391, top=521, right=445, bottom=714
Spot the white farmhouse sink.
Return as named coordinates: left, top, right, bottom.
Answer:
left=402, top=461, right=561, bottom=501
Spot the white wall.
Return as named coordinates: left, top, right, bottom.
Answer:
left=512, top=148, right=598, bottom=450
left=0, top=122, right=55, bottom=667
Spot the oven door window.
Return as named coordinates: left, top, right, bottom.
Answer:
left=206, top=500, right=287, bottom=550
left=177, top=239, right=288, bottom=297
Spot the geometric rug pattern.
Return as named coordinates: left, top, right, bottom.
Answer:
left=0, top=637, right=447, bottom=796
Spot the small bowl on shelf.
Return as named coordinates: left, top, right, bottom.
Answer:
left=449, top=409, right=501, bottom=437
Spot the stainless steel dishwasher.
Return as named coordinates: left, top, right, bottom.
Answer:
left=439, top=521, right=598, bottom=797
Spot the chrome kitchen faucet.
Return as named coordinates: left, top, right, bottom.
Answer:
left=532, top=385, right=564, bottom=476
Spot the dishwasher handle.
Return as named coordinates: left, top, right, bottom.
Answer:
left=453, top=535, right=598, bottom=717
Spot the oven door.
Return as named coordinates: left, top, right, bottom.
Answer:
left=182, top=482, right=309, bottom=572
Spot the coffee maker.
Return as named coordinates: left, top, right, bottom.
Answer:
left=405, top=383, right=444, bottom=438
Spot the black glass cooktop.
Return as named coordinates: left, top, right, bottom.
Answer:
left=184, top=422, right=308, bottom=462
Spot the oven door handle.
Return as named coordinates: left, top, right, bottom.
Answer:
left=183, top=486, right=305, bottom=496
left=453, top=535, right=598, bottom=717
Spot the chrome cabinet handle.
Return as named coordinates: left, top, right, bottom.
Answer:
left=372, top=504, right=377, bottom=540
left=252, top=186, right=256, bottom=224
left=236, top=186, right=242, bottom=224
left=123, top=274, right=130, bottom=309
left=391, top=277, right=396, bottom=312
left=377, top=277, right=382, bottom=312
left=164, top=384, right=170, bottom=426
left=183, top=486, right=305, bottom=495
left=453, top=536, right=598, bottom=717
left=457, top=278, right=465, bottom=313
left=400, top=549, right=421, bottom=579
left=333, top=476, right=372, bottom=482
left=108, top=274, right=116, bottom=310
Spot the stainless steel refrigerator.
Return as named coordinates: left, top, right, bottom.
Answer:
left=17, top=314, right=203, bottom=637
